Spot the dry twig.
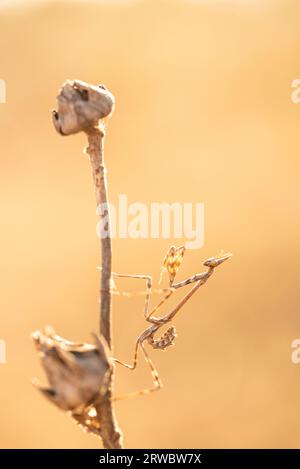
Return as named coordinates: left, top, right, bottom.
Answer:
left=34, top=79, right=123, bottom=449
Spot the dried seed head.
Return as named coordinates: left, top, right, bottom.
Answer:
left=32, top=326, right=112, bottom=411
left=52, top=80, right=115, bottom=136
left=203, top=252, right=232, bottom=268
left=163, top=245, right=186, bottom=284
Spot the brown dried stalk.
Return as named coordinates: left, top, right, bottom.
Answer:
left=84, top=127, right=122, bottom=449
left=50, top=80, right=122, bottom=448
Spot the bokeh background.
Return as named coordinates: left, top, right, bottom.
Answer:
left=0, top=0, right=300, bottom=449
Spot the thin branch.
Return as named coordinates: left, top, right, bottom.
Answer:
left=51, top=79, right=123, bottom=449
left=86, top=128, right=112, bottom=346
left=85, top=127, right=123, bottom=449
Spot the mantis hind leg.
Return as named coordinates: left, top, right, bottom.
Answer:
left=113, top=342, right=162, bottom=401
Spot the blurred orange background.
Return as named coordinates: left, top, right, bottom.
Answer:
left=0, top=0, right=300, bottom=449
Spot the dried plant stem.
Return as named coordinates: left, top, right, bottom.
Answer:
left=85, top=127, right=123, bottom=449
left=86, top=128, right=112, bottom=345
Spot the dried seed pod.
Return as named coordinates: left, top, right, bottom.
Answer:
left=163, top=245, right=186, bottom=284
left=32, top=326, right=112, bottom=411
left=52, top=80, right=115, bottom=136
